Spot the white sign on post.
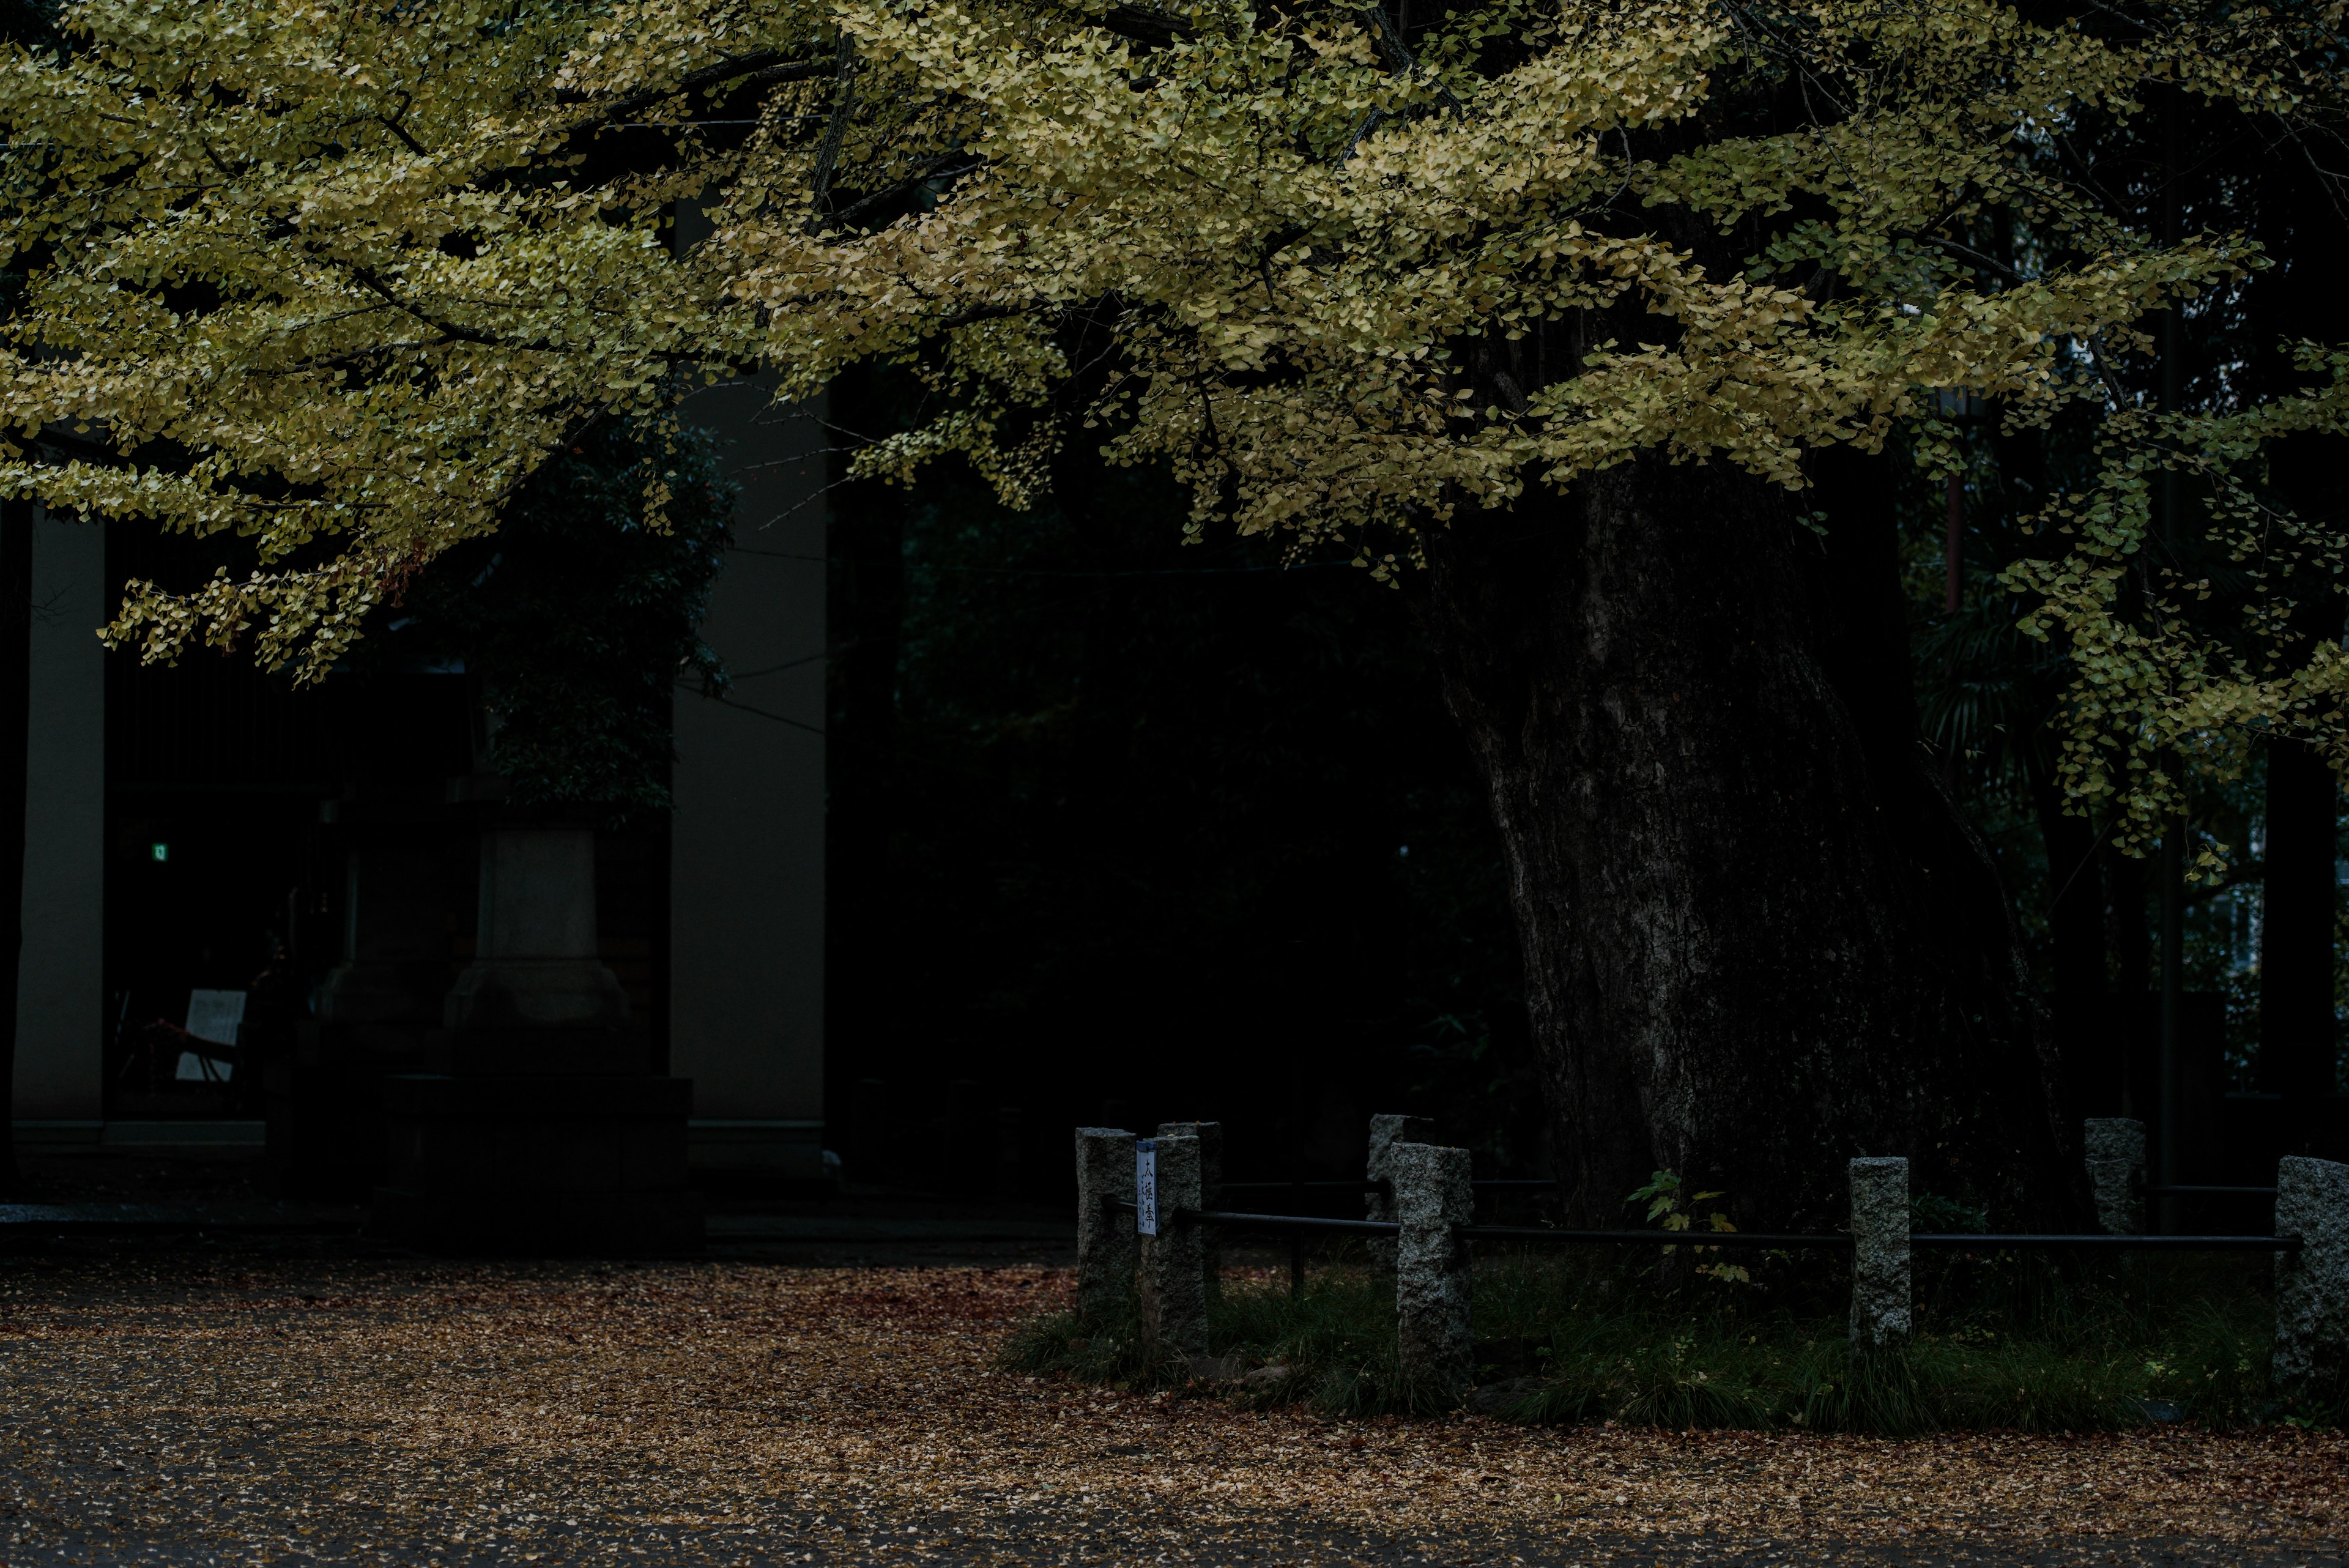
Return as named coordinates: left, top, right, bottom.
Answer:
left=1134, top=1140, right=1159, bottom=1236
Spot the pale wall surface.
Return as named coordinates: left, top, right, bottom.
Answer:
left=670, top=381, right=827, bottom=1167
left=13, top=506, right=106, bottom=1121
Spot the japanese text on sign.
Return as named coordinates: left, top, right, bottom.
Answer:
left=1135, top=1140, right=1159, bottom=1236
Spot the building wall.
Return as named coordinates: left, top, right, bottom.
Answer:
left=14, top=506, right=106, bottom=1122
left=670, top=382, right=828, bottom=1173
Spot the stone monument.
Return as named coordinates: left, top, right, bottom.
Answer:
left=267, top=789, right=456, bottom=1198
left=374, top=817, right=700, bottom=1252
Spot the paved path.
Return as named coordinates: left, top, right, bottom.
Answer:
left=1, top=1256, right=2342, bottom=1566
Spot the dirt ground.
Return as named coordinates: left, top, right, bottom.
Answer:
left=1, top=1250, right=2343, bottom=1566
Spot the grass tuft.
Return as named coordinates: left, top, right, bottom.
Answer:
left=1001, top=1244, right=2339, bottom=1433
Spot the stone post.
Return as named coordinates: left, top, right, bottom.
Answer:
left=1392, top=1141, right=1474, bottom=1405
left=1073, top=1127, right=1138, bottom=1322
left=2083, top=1118, right=2147, bottom=1236
left=1157, top=1120, right=1222, bottom=1203
left=1138, top=1132, right=1208, bottom=1361
left=2272, top=1155, right=2349, bottom=1399
left=1366, top=1113, right=1436, bottom=1273
left=1848, top=1156, right=1912, bottom=1351
left=1159, top=1121, right=1223, bottom=1292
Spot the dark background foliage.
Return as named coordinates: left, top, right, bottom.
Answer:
left=824, top=368, right=1545, bottom=1187
left=371, top=419, right=733, bottom=812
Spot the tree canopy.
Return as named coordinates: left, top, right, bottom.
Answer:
left=1, top=0, right=2343, bottom=830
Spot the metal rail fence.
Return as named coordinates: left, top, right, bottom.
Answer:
left=1074, top=1118, right=2344, bottom=1406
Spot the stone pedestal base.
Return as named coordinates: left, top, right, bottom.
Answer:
left=445, top=958, right=631, bottom=1032
left=376, top=1073, right=702, bottom=1254
left=443, top=1027, right=650, bottom=1076
left=265, top=1020, right=437, bottom=1200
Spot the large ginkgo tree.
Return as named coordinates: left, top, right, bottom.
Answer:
left=4, top=0, right=2343, bottom=1223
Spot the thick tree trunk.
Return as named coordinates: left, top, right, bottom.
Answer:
left=1415, top=453, right=2084, bottom=1230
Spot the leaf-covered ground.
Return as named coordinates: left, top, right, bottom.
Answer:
left=1, top=1256, right=2343, bottom=1566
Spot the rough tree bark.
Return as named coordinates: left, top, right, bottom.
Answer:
left=1414, top=449, right=2085, bottom=1230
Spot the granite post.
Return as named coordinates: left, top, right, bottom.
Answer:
left=1392, top=1141, right=1474, bottom=1405
left=2083, top=1118, right=2148, bottom=1236
left=1138, top=1132, right=1207, bottom=1361
left=1849, top=1156, right=1912, bottom=1351
left=1159, top=1121, right=1224, bottom=1293
left=1157, top=1120, right=1223, bottom=1204
left=1074, top=1126, right=1138, bottom=1322
left=1366, top=1113, right=1436, bottom=1273
left=2272, top=1155, right=2349, bottom=1399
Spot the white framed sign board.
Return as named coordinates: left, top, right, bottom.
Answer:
left=177, top=989, right=246, bottom=1083
left=1134, top=1140, right=1159, bottom=1236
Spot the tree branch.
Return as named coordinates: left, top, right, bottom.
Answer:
left=377, top=91, right=431, bottom=158
left=935, top=303, right=1029, bottom=332
left=1895, top=229, right=2028, bottom=286
left=1358, top=2, right=1464, bottom=111
left=806, top=34, right=859, bottom=232
left=1093, top=5, right=1195, bottom=48
left=341, top=264, right=509, bottom=349
left=378, top=116, right=429, bottom=159
left=555, top=52, right=833, bottom=124
left=831, top=155, right=988, bottom=228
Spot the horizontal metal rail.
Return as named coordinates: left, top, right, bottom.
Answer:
left=1911, top=1232, right=2300, bottom=1252
left=2143, top=1185, right=2277, bottom=1197
left=1463, top=1229, right=2301, bottom=1253
left=1111, top=1199, right=1400, bottom=1235
left=1179, top=1208, right=1401, bottom=1235
left=1115, top=1200, right=2300, bottom=1252
left=1219, top=1178, right=1561, bottom=1195
left=1460, top=1226, right=1850, bottom=1249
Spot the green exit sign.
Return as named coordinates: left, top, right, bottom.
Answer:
left=150, top=842, right=168, bottom=863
